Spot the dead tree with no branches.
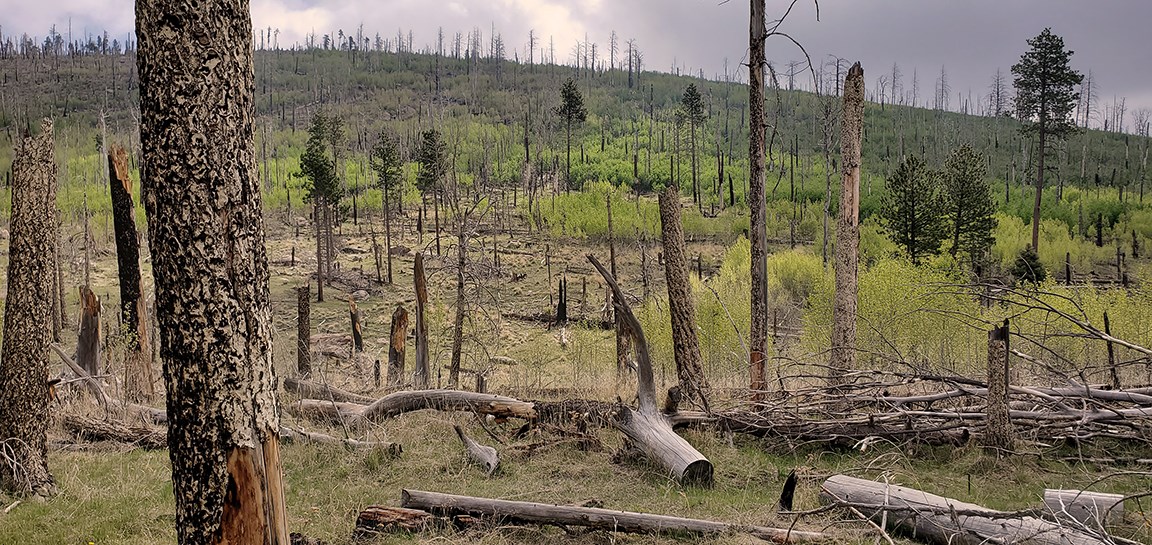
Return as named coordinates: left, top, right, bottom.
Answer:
left=109, top=144, right=154, bottom=402
left=829, top=62, right=864, bottom=387
left=658, top=187, right=709, bottom=410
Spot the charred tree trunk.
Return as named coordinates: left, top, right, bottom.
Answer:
left=76, top=285, right=101, bottom=378
left=449, top=222, right=466, bottom=389
left=984, top=319, right=1014, bottom=451
left=350, top=299, right=363, bottom=353
left=658, top=187, right=709, bottom=409
left=297, top=285, right=311, bottom=378
left=136, top=1, right=289, bottom=542
left=829, top=63, right=864, bottom=387
left=0, top=119, right=58, bottom=497
left=748, top=0, right=769, bottom=396
left=387, top=305, right=409, bottom=387
left=109, top=145, right=154, bottom=402
left=384, top=182, right=394, bottom=284
left=315, top=199, right=325, bottom=302
left=413, top=253, right=430, bottom=389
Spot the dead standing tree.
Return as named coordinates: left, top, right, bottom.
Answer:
left=658, top=187, right=709, bottom=409
left=748, top=0, right=770, bottom=397
left=0, top=119, right=59, bottom=497
left=413, top=253, right=430, bottom=389
left=387, top=305, right=409, bottom=387
left=588, top=254, right=713, bottom=487
left=109, top=144, right=155, bottom=402
left=829, top=62, right=864, bottom=387
left=297, top=284, right=310, bottom=378
left=137, top=0, right=288, bottom=542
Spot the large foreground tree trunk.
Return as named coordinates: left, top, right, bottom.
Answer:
left=658, top=187, right=709, bottom=409
left=109, top=144, right=155, bottom=402
left=0, top=119, right=59, bottom=497
left=137, top=2, right=288, bottom=543
left=829, top=63, right=864, bottom=387
left=748, top=0, right=769, bottom=396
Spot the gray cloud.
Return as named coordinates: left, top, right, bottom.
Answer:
left=7, top=0, right=1151, bottom=123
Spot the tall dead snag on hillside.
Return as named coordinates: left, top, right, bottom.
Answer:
left=448, top=219, right=467, bottom=389
left=136, top=1, right=288, bottom=542
left=658, top=187, right=709, bottom=410
left=413, top=253, right=430, bottom=389
left=109, top=145, right=154, bottom=402
left=297, top=285, right=310, bottom=378
left=387, top=305, right=409, bottom=387
left=588, top=255, right=713, bottom=487
left=0, top=119, right=59, bottom=497
left=748, top=0, right=769, bottom=397
left=829, top=63, right=864, bottom=387
left=984, top=320, right=1014, bottom=451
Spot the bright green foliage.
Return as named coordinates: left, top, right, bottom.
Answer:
left=554, top=78, right=587, bottom=188
left=680, top=83, right=706, bottom=127
left=298, top=112, right=341, bottom=204
left=415, top=129, right=447, bottom=195
left=880, top=155, right=946, bottom=264
left=369, top=130, right=402, bottom=206
left=942, top=144, right=997, bottom=263
left=1010, top=244, right=1047, bottom=284
left=1012, top=28, right=1082, bottom=140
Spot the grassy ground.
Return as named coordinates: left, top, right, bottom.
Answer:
left=0, top=206, right=1150, bottom=544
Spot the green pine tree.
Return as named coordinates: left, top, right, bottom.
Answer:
left=680, top=83, right=706, bottom=204
left=881, top=155, right=947, bottom=264
left=554, top=78, right=587, bottom=191
left=1012, top=28, right=1083, bottom=254
left=416, top=129, right=446, bottom=196
left=942, top=144, right=997, bottom=264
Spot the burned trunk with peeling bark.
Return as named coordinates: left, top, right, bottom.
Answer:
left=388, top=305, right=409, bottom=387
left=588, top=254, right=713, bottom=487
left=830, top=63, right=864, bottom=387
left=297, top=285, right=310, bottom=377
left=658, top=187, right=709, bottom=409
left=748, top=0, right=769, bottom=396
left=0, top=119, right=59, bottom=497
left=76, top=286, right=101, bottom=378
left=413, top=253, right=431, bottom=389
left=984, top=320, right=1014, bottom=451
left=136, top=1, right=288, bottom=542
left=109, top=145, right=154, bottom=402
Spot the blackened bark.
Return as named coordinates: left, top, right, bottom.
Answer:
left=748, top=0, right=769, bottom=396
left=76, top=285, right=101, bottom=378
left=109, top=144, right=154, bottom=402
left=413, top=253, right=430, bottom=389
left=449, top=222, right=466, bottom=389
left=136, top=1, right=288, bottom=542
left=297, top=285, right=310, bottom=377
left=0, top=119, right=58, bottom=497
left=658, top=187, right=709, bottom=409
left=350, top=299, right=363, bottom=353
left=388, top=305, right=409, bottom=387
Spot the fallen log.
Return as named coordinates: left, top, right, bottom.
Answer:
left=288, top=390, right=537, bottom=427
left=453, top=424, right=499, bottom=475
left=61, top=414, right=167, bottom=449
left=399, top=489, right=827, bottom=543
left=588, top=254, right=713, bottom=487
left=282, top=377, right=375, bottom=404
left=1044, top=489, right=1124, bottom=526
left=669, top=411, right=971, bottom=449
left=821, top=474, right=1112, bottom=545
left=278, top=426, right=401, bottom=455
left=354, top=506, right=436, bottom=536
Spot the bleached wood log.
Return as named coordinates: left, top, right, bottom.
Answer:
left=453, top=424, right=499, bottom=476
left=1044, top=489, right=1124, bottom=526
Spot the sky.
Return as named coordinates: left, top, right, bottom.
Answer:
left=4, top=0, right=1151, bottom=129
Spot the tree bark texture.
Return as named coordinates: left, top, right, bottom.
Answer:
left=349, top=299, right=363, bottom=353
left=748, top=0, right=769, bottom=395
left=76, top=285, right=102, bottom=378
left=984, top=320, right=1014, bottom=451
left=109, top=144, right=155, bottom=402
left=297, top=285, right=310, bottom=377
left=413, top=253, right=430, bottom=389
left=387, top=305, right=408, bottom=387
left=0, top=119, right=59, bottom=497
left=658, top=187, right=709, bottom=408
left=136, top=1, right=288, bottom=542
left=449, top=222, right=466, bottom=389
left=830, top=62, right=864, bottom=387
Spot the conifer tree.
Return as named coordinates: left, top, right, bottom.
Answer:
left=942, top=144, right=997, bottom=263
left=680, top=83, right=706, bottom=206
left=881, top=155, right=946, bottom=264
left=554, top=78, right=587, bottom=191
left=370, top=131, right=402, bottom=283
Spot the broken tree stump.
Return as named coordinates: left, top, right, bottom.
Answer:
left=349, top=299, right=363, bottom=353
left=297, top=284, right=310, bottom=377
left=387, top=305, right=408, bottom=387
left=453, top=424, right=499, bottom=476
left=588, top=254, right=713, bottom=487
left=109, top=144, right=154, bottom=403
left=821, top=475, right=1111, bottom=545
left=399, top=489, right=827, bottom=543
left=985, top=319, right=1014, bottom=451
left=413, top=253, right=430, bottom=389
left=77, top=285, right=102, bottom=377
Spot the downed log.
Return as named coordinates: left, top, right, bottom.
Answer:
left=278, top=426, right=401, bottom=454
left=588, top=254, right=713, bottom=487
left=399, top=489, right=827, bottom=543
left=289, top=390, right=537, bottom=427
left=821, top=474, right=1112, bottom=545
left=62, top=414, right=166, bottom=449
left=453, top=424, right=499, bottom=476
left=355, top=506, right=435, bottom=536
left=1044, top=489, right=1124, bottom=526
left=283, top=377, right=375, bottom=404
left=669, top=411, right=971, bottom=449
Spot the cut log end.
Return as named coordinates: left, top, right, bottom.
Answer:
left=681, top=460, right=714, bottom=488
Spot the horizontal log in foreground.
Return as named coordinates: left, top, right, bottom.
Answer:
left=399, top=489, right=827, bottom=543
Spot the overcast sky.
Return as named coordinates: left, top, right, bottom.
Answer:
left=6, top=0, right=1151, bottom=127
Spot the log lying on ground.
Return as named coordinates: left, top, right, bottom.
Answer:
left=453, top=424, right=499, bottom=475
left=588, top=254, right=713, bottom=487
left=283, top=377, right=376, bottom=404
left=62, top=414, right=166, bottom=449
left=821, top=475, right=1113, bottom=545
left=287, top=389, right=538, bottom=427
left=278, top=426, right=401, bottom=454
left=399, top=489, right=827, bottom=543
left=355, top=506, right=437, bottom=536
left=51, top=343, right=167, bottom=423
left=1044, top=489, right=1124, bottom=526
left=669, top=411, right=971, bottom=449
